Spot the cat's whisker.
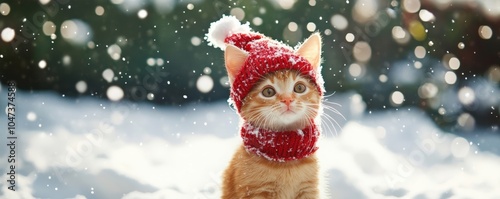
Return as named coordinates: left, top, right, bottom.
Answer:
left=322, top=103, right=342, bottom=120
left=254, top=105, right=278, bottom=129
left=321, top=113, right=341, bottom=137
left=322, top=99, right=343, bottom=107
left=322, top=99, right=341, bottom=104
left=304, top=108, right=337, bottom=137
left=322, top=100, right=343, bottom=109
left=305, top=102, right=342, bottom=137
left=322, top=91, right=337, bottom=98
left=322, top=101, right=346, bottom=121
left=322, top=105, right=346, bottom=125
left=262, top=109, right=275, bottom=129
left=253, top=113, right=268, bottom=128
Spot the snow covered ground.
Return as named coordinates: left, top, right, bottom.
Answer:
left=1, top=89, right=499, bottom=199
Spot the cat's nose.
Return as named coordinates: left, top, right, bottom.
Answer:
left=281, top=98, right=294, bottom=106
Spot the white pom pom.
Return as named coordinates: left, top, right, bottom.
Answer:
left=205, top=15, right=251, bottom=51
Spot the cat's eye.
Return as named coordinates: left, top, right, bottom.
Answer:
left=261, top=87, right=276, bottom=97
left=294, top=82, right=307, bottom=93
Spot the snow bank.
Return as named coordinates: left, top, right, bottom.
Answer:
left=0, top=91, right=499, bottom=199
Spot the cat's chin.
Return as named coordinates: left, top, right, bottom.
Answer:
left=256, top=117, right=311, bottom=132
left=248, top=109, right=317, bottom=131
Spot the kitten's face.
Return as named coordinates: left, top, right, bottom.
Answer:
left=240, top=70, right=321, bottom=131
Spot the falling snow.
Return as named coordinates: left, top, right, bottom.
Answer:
left=0, top=0, right=499, bottom=198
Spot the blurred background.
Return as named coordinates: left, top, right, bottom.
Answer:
left=0, top=0, right=499, bottom=133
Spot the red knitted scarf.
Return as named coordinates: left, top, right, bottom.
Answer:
left=240, top=122, right=319, bottom=162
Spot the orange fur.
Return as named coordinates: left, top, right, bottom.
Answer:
left=222, top=145, right=319, bottom=199
left=222, top=70, right=322, bottom=199
left=222, top=33, right=323, bottom=198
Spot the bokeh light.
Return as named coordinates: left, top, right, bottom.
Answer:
left=444, top=71, right=457, bottom=85
left=75, top=81, right=87, bottom=93
left=402, top=0, right=420, bottom=13
left=106, top=85, right=124, bottom=101
left=414, top=46, right=426, bottom=59
left=38, top=60, right=47, bottom=69
left=230, top=7, right=245, bottom=20
left=458, top=86, right=475, bottom=105
left=26, top=112, right=37, bottom=121
left=60, top=19, right=93, bottom=45
left=442, top=54, right=460, bottom=70
left=345, top=33, right=355, bottom=42
left=392, top=26, right=411, bottom=44
left=419, top=9, right=435, bottom=22
left=457, top=113, right=475, bottom=132
left=486, top=66, right=500, bottom=82
left=252, top=17, right=263, bottom=26
left=353, top=41, right=371, bottom=62
left=352, top=0, right=378, bottom=23
left=1, top=27, right=15, bottom=42
left=288, top=22, right=298, bottom=32
left=102, top=68, right=114, bottom=83
left=348, top=63, right=363, bottom=78
left=391, top=91, right=405, bottom=106
left=418, top=83, right=438, bottom=99
left=42, top=21, right=57, bottom=36
left=95, top=6, right=105, bottom=16
left=478, top=25, right=493, bottom=39
left=0, top=3, right=10, bottom=16
left=107, top=44, right=122, bottom=60
left=137, top=9, right=148, bottom=19
left=191, top=36, right=201, bottom=46
left=409, top=20, right=426, bottom=41
left=196, top=75, right=214, bottom=93
left=448, top=57, right=460, bottom=70
left=330, top=14, right=348, bottom=30
left=306, top=22, right=316, bottom=32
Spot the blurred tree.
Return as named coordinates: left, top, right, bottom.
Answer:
left=0, top=0, right=498, bottom=132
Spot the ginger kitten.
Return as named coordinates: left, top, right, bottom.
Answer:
left=205, top=15, right=325, bottom=198
left=223, top=70, right=322, bottom=198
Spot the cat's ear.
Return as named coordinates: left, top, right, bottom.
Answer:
left=224, top=45, right=248, bottom=84
left=296, top=33, right=322, bottom=71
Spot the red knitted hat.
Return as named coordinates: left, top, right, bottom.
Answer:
left=206, top=15, right=324, bottom=112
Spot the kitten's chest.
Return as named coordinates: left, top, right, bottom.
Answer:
left=278, top=164, right=316, bottom=192
left=253, top=155, right=319, bottom=198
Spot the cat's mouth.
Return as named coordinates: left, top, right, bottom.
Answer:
left=281, top=109, right=296, bottom=115
left=277, top=109, right=303, bottom=123
left=279, top=103, right=304, bottom=117
left=281, top=104, right=297, bottom=113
